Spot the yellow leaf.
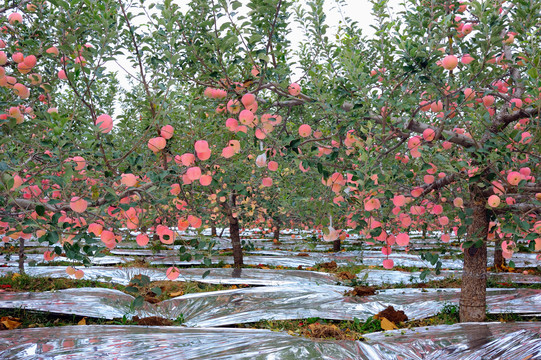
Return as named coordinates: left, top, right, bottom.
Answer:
left=380, top=317, right=398, bottom=331
left=170, top=291, right=183, bottom=297
left=77, top=318, right=87, bottom=325
left=11, top=273, right=20, bottom=280
left=1, top=316, right=21, bottom=330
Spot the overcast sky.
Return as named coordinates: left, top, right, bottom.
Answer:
left=110, top=0, right=400, bottom=111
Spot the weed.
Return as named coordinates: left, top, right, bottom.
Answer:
left=437, top=304, right=460, bottom=324
left=0, top=273, right=122, bottom=292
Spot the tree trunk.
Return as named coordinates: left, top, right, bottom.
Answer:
left=229, top=215, right=243, bottom=267
left=459, top=195, right=488, bottom=322
left=333, top=239, right=341, bottom=252
left=273, top=223, right=280, bottom=241
left=221, top=193, right=243, bottom=268
left=493, top=239, right=505, bottom=271
left=18, top=238, right=25, bottom=274
left=211, top=225, right=217, bottom=237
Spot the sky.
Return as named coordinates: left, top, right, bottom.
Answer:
left=112, top=0, right=400, bottom=86
left=108, top=0, right=401, bottom=116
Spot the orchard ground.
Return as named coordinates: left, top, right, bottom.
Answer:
left=1, top=0, right=541, bottom=358
left=0, top=227, right=540, bottom=357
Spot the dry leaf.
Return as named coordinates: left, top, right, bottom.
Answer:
left=169, top=291, right=183, bottom=297
left=1, top=316, right=21, bottom=330
left=77, top=318, right=87, bottom=325
left=11, top=273, right=21, bottom=280
left=380, top=317, right=398, bottom=331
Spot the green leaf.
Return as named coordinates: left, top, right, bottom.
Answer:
left=132, top=295, right=144, bottom=308
left=527, top=67, right=538, bottom=79
left=151, top=287, right=162, bottom=296
left=35, top=205, right=45, bottom=217
left=125, top=286, right=139, bottom=293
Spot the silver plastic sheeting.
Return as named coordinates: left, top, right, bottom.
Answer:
left=147, top=252, right=465, bottom=269
left=487, top=250, right=540, bottom=267
left=179, top=286, right=541, bottom=328
left=356, top=269, right=541, bottom=286
left=0, top=266, right=339, bottom=286
left=363, top=322, right=541, bottom=359
left=489, top=272, right=541, bottom=284
left=332, top=251, right=465, bottom=269
left=0, top=325, right=367, bottom=360
left=1, top=286, right=540, bottom=327
left=356, top=269, right=452, bottom=285
left=0, top=288, right=133, bottom=319
left=149, top=255, right=328, bottom=267
left=0, top=322, right=540, bottom=360
left=174, top=267, right=338, bottom=286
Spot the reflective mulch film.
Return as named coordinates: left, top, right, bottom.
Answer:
left=173, top=267, right=338, bottom=286
left=356, top=269, right=541, bottom=286
left=363, top=322, right=541, bottom=359
left=149, top=255, right=326, bottom=267
left=0, top=288, right=133, bottom=319
left=0, top=322, right=539, bottom=359
left=0, top=325, right=367, bottom=360
left=1, top=265, right=539, bottom=288
left=1, top=286, right=540, bottom=327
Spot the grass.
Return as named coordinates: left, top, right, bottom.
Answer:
left=235, top=317, right=381, bottom=340
left=236, top=306, right=541, bottom=340
left=0, top=308, right=137, bottom=329
left=0, top=273, right=249, bottom=301
left=0, top=307, right=188, bottom=329
left=0, top=273, right=122, bottom=292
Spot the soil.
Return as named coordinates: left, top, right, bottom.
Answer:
left=144, top=295, right=160, bottom=304
left=376, top=306, right=408, bottom=323
left=302, top=323, right=358, bottom=340
left=132, top=316, right=173, bottom=326
left=296, top=253, right=310, bottom=257
left=319, top=261, right=338, bottom=270
left=337, top=271, right=356, bottom=280
left=344, top=286, right=376, bottom=297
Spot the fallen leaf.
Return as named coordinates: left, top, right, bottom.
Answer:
left=1, top=316, right=21, bottom=330
left=169, top=290, right=183, bottom=297
left=380, top=317, right=398, bottom=331
left=11, top=273, right=20, bottom=280
left=77, top=318, right=86, bottom=325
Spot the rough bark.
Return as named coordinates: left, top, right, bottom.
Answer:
left=459, top=193, right=489, bottom=322
left=493, top=240, right=505, bottom=271
left=222, top=193, right=243, bottom=268
left=18, top=238, right=25, bottom=274
left=333, top=239, right=341, bottom=252
left=273, top=223, right=280, bottom=241
left=229, top=215, right=243, bottom=267
left=211, top=226, right=217, bottom=237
